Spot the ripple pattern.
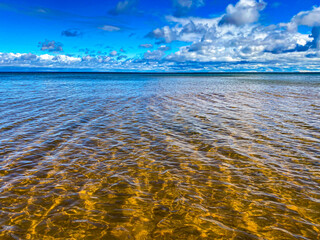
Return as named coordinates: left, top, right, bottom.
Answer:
left=0, top=73, right=319, bottom=239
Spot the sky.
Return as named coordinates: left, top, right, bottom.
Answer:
left=0, top=0, right=320, bottom=72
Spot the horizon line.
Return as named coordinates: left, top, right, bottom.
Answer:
left=1, top=71, right=320, bottom=74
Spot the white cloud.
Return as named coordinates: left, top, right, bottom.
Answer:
left=146, top=0, right=320, bottom=65
left=39, top=40, right=63, bottom=52
left=99, top=25, right=121, bottom=32
left=158, top=45, right=171, bottom=51
left=139, top=44, right=153, bottom=48
left=219, top=0, right=266, bottom=26
left=146, top=18, right=218, bottom=43
left=144, top=50, right=166, bottom=60
left=164, top=22, right=315, bottom=63
left=0, top=53, right=81, bottom=67
left=287, top=6, right=320, bottom=31
left=109, top=50, right=118, bottom=56
left=143, top=45, right=171, bottom=60
left=1, top=51, right=320, bottom=72
left=39, top=54, right=54, bottom=61
left=52, top=55, right=81, bottom=63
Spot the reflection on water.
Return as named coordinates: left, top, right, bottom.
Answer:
left=0, top=73, right=319, bottom=239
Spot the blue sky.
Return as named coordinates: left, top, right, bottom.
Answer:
left=0, top=0, right=320, bottom=71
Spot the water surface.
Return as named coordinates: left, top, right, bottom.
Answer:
left=0, top=73, right=319, bottom=239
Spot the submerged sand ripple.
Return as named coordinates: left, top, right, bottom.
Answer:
left=0, top=73, right=319, bottom=239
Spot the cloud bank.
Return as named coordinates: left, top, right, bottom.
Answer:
left=146, top=2, right=320, bottom=67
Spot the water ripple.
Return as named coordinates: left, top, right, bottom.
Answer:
left=0, top=73, right=319, bottom=239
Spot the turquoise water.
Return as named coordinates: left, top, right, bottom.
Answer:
left=0, top=73, right=319, bottom=239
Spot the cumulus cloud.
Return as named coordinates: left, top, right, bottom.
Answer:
left=109, top=50, right=118, bottom=56
left=146, top=16, right=219, bottom=43
left=143, top=50, right=166, bottom=60
left=61, top=29, right=82, bottom=37
left=164, top=22, right=315, bottom=62
left=265, top=26, right=320, bottom=53
left=280, top=6, right=320, bottom=51
left=139, top=44, right=153, bottom=48
left=173, top=0, right=204, bottom=17
left=39, top=40, right=63, bottom=52
left=146, top=26, right=176, bottom=43
left=108, top=0, right=138, bottom=15
left=158, top=45, right=171, bottom=51
left=143, top=45, right=171, bottom=60
left=145, top=0, right=320, bottom=66
left=287, top=6, right=320, bottom=31
left=99, top=25, right=121, bottom=32
left=219, top=0, right=266, bottom=26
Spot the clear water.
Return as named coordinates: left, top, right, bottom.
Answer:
left=0, top=73, right=319, bottom=239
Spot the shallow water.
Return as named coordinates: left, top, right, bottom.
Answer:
left=0, top=73, right=319, bottom=239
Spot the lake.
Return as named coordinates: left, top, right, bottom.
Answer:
left=0, top=73, right=319, bottom=239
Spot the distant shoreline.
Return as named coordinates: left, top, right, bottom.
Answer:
left=1, top=72, right=320, bottom=74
